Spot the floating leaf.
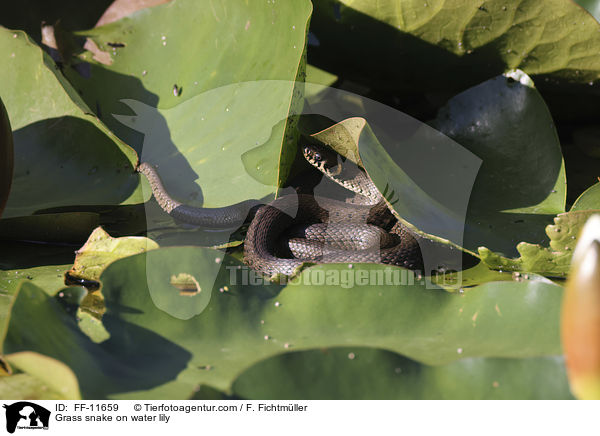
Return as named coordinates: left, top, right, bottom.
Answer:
left=1, top=352, right=82, bottom=400
left=233, top=348, right=572, bottom=400
left=571, top=183, right=600, bottom=211
left=0, top=97, right=14, bottom=219
left=431, top=70, right=566, bottom=257
left=0, top=241, right=77, bottom=300
left=479, top=210, right=599, bottom=275
left=68, top=226, right=158, bottom=341
left=0, top=28, right=140, bottom=219
left=310, top=0, right=600, bottom=92
left=2, top=255, right=564, bottom=398
left=60, top=0, right=312, bottom=210
left=69, top=226, right=158, bottom=282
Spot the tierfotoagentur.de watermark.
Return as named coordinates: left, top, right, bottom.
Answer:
left=225, top=264, right=461, bottom=289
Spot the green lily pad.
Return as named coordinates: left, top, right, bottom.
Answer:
left=430, top=260, right=531, bottom=289
left=306, top=64, right=338, bottom=89
left=0, top=97, right=14, bottom=219
left=3, top=281, right=196, bottom=399
left=1, top=351, right=82, bottom=400
left=0, top=28, right=140, bottom=219
left=0, top=240, right=78, bottom=299
left=479, top=210, right=600, bottom=275
left=571, top=182, right=600, bottom=211
left=56, top=0, right=312, bottom=210
left=69, top=226, right=158, bottom=282
left=118, top=83, right=295, bottom=209
left=431, top=71, right=566, bottom=257
left=310, top=0, right=600, bottom=93
left=2, top=249, right=564, bottom=398
left=67, top=226, right=159, bottom=342
left=232, top=348, right=572, bottom=400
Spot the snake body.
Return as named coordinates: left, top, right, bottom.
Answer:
left=137, top=144, right=423, bottom=277
left=138, top=162, right=262, bottom=229
left=244, top=194, right=422, bottom=277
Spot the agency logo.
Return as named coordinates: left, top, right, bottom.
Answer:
left=3, top=402, right=50, bottom=434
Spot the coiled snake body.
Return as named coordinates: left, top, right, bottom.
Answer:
left=138, top=144, right=423, bottom=278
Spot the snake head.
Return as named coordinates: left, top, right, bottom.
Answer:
left=302, top=143, right=343, bottom=175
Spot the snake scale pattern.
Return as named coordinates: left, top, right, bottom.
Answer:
left=137, top=143, right=423, bottom=278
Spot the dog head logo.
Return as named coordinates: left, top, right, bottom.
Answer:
left=3, top=402, right=50, bottom=433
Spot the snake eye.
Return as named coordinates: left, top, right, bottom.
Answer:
left=313, top=152, right=322, bottom=162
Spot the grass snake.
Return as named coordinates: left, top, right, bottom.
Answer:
left=137, top=144, right=423, bottom=278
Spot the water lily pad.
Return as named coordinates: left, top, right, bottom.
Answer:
left=0, top=351, right=81, bottom=400
left=2, top=252, right=564, bottom=398
left=0, top=28, right=140, bottom=219
left=67, top=226, right=159, bottom=341
left=0, top=97, right=14, bottom=219
left=310, top=0, right=600, bottom=93
left=232, top=348, right=572, bottom=400
left=571, top=182, right=600, bottom=211
left=58, top=0, right=312, bottom=210
left=479, top=210, right=599, bottom=275
left=0, top=241, right=77, bottom=299
left=69, top=226, right=158, bottom=282
left=431, top=71, right=566, bottom=256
